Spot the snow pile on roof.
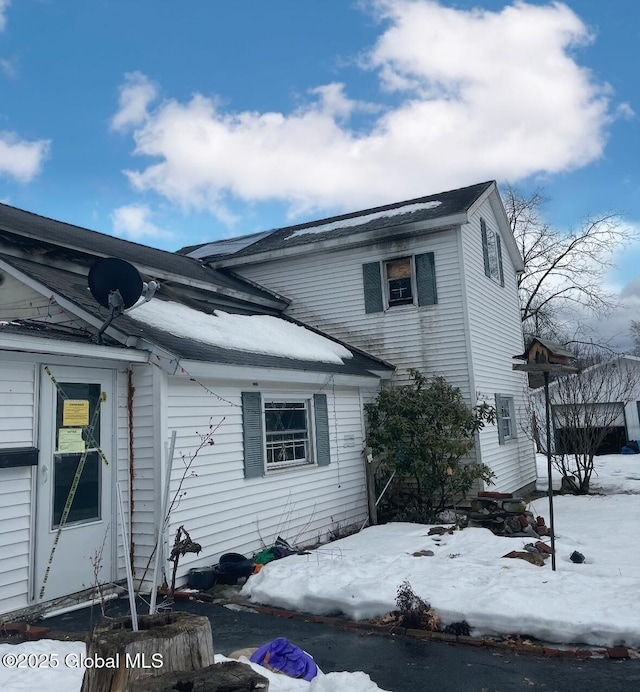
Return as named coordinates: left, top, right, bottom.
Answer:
left=288, top=200, right=442, bottom=239
left=129, top=300, right=353, bottom=364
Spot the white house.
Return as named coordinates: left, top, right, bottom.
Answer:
left=530, top=354, right=640, bottom=455
left=0, top=203, right=392, bottom=619
left=185, top=181, right=536, bottom=495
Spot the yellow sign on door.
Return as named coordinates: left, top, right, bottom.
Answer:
left=63, top=399, right=89, bottom=427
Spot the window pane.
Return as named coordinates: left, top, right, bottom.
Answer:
left=386, top=257, right=412, bottom=279
left=53, top=451, right=100, bottom=526
left=388, top=277, right=413, bottom=305
left=53, top=383, right=102, bottom=527
left=386, top=258, right=413, bottom=306
left=265, top=401, right=310, bottom=467
left=485, top=228, right=503, bottom=283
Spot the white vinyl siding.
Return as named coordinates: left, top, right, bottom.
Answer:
left=237, top=230, right=471, bottom=397
left=164, top=376, right=368, bottom=586
left=129, top=363, right=163, bottom=584
left=115, top=368, right=133, bottom=581
left=461, top=198, right=535, bottom=492
left=0, top=362, right=36, bottom=613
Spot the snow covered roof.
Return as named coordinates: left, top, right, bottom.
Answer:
left=128, top=300, right=353, bottom=365
left=287, top=201, right=442, bottom=240
left=0, top=254, right=392, bottom=377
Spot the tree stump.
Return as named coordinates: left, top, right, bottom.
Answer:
left=81, top=612, right=214, bottom=692
left=136, top=661, right=269, bottom=691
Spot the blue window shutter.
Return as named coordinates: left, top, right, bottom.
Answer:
left=495, top=394, right=505, bottom=445
left=496, top=234, right=504, bottom=286
left=481, top=219, right=490, bottom=277
left=362, top=262, right=383, bottom=314
left=415, top=252, right=437, bottom=306
left=314, top=393, right=331, bottom=466
left=242, top=392, right=264, bottom=478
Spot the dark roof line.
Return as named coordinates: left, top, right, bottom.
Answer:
left=186, top=181, right=495, bottom=261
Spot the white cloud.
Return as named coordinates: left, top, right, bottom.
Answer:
left=110, top=71, right=158, bottom=132
left=115, top=0, right=614, bottom=222
left=0, top=0, right=10, bottom=32
left=0, top=132, right=50, bottom=182
left=110, top=203, right=173, bottom=241
left=0, top=57, right=17, bottom=78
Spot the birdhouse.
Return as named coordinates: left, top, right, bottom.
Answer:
left=515, top=337, right=575, bottom=366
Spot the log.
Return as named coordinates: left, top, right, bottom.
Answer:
left=136, top=661, right=269, bottom=691
left=81, top=612, right=214, bottom=692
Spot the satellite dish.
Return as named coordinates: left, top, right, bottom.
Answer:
left=88, top=258, right=144, bottom=344
left=88, top=257, right=143, bottom=310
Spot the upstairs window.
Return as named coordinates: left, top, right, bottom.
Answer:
left=362, top=252, right=437, bottom=314
left=481, top=219, right=504, bottom=286
left=385, top=257, right=414, bottom=306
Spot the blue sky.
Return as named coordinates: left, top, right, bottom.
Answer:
left=1, top=0, right=640, bottom=345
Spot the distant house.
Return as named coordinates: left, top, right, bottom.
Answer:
left=0, top=203, right=392, bottom=619
left=530, top=355, right=640, bottom=456
left=184, top=181, right=536, bottom=495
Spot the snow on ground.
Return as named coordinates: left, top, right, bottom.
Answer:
left=3, top=455, right=639, bottom=691
left=0, top=644, right=388, bottom=692
left=242, top=454, right=640, bottom=649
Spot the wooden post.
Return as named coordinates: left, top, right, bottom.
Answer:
left=81, top=612, right=214, bottom=692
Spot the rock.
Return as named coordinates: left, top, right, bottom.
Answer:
left=570, top=551, right=585, bottom=563
left=561, top=476, right=579, bottom=493
left=412, top=550, right=435, bottom=557
left=136, top=661, right=269, bottom=691
left=502, top=550, right=546, bottom=567
left=535, top=541, right=553, bottom=555
left=502, top=499, right=526, bottom=513
left=521, top=525, right=540, bottom=539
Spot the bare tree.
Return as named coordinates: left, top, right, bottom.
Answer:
left=502, top=186, right=634, bottom=342
left=629, top=320, right=640, bottom=356
left=530, top=348, right=640, bottom=494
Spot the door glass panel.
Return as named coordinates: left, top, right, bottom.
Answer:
left=52, top=383, right=102, bottom=528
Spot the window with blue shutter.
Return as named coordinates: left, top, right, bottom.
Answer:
left=313, top=393, right=331, bottom=466
left=415, top=252, right=437, bottom=306
left=242, top=392, right=265, bottom=478
left=363, top=253, right=437, bottom=312
left=363, top=262, right=384, bottom=313
left=243, top=392, right=330, bottom=474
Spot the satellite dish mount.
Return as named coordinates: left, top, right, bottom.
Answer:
left=88, top=258, right=144, bottom=344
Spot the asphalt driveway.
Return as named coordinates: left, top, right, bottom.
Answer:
left=29, top=596, right=640, bottom=691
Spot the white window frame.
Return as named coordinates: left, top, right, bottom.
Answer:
left=497, top=395, right=516, bottom=444
left=485, top=227, right=501, bottom=284
left=263, top=396, right=315, bottom=471
left=383, top=256, right=416, bottom=309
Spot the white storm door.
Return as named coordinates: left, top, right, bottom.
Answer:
left=35, top=366, right=114, bottom=602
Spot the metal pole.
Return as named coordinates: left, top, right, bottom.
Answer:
left=149, top=430, right=177, bottom=614
left=544, top=371, right=557, bottom=571
left=117, top=483, right=138, bottom=631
